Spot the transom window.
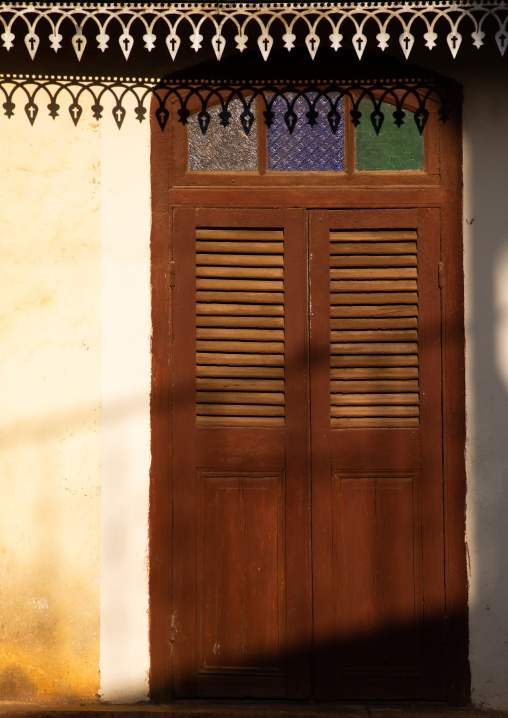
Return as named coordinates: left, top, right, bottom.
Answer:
left=188, top=95, right=424, bottom=174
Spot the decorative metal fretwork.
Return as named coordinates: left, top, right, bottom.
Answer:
left=0, top=74, right=455, bottom=135
left=0, top=2, right=508, bottom=61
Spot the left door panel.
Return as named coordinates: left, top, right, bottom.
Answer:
left=171, top=207, right=312, bottom=698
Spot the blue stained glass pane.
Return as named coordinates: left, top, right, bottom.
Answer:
left=267, top=94, right=345, bottom=172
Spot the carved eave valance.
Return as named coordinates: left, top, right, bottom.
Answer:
left=1, top=2, right=508, bottom=63
left=0, top=73, right=458, bottom=134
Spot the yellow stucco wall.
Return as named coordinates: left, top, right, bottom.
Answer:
left=0, top=109, right=102, bottom=702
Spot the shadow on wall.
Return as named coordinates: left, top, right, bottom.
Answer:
left=464, top=65, right=508, bottom=708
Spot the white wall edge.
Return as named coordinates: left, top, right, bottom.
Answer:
left=99, top=110, right=152, bottom=703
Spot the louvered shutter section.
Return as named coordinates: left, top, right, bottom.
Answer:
left=330, top=230, right=419, bottom=428
left=195, top=228, right=285, bottom=427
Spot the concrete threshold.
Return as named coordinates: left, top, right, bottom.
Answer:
left=0, top=703, right=507, bottom=718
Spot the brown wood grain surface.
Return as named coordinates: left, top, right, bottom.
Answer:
left=330, top=329, right=418, bottom=341
left=331, top=317, right=418, bottom=328
left=311, top=209, right=444, bottom=700
left=331, top=267, right=417, bottom=278
left=150, top=91, right=468, bottom=704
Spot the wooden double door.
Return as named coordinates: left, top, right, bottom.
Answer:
left=170, top=204, right=446, bottom=700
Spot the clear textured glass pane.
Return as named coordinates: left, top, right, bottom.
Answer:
left=355, top=100, right=424, bottom=171
left=188, top=98, right=257, bottom=171
left=267, top=94, right=345, bottom=172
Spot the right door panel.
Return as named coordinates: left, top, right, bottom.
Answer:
left=309, top=209, right=446, bottom=700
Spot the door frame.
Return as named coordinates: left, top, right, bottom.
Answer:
left=148, top=92, right=468, bottom=704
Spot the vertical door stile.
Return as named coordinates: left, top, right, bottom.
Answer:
left=172, top=206, right=198, bottom=697
left=283, top=209, right=312, bottom=699
left=417, top=207, right=447, bottom=697
left=308, top=210, right=334, bottom=699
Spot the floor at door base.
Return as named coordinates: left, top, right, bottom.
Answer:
left=0, top=704, right=504, bottom=718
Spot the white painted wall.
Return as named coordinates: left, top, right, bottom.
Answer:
left=0, top=106, right=102, bottom=702
left=0, top=94, right=152, bottom=704
left=99, top=99, right=151, bottom=704
left=461, top=66, right=508, bottom=710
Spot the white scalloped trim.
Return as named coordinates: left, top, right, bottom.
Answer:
left=0, top=2, right=508, bottom=61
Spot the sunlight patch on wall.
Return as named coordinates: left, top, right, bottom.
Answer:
left=0, top=108, right=102, bottom=702
left=99, top=95, right=151, bottom=704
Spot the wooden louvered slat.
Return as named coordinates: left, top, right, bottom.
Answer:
left=330, top=330, right=418, bottom=342
left=331, top=393, right=419, bottom=406
left=330, top=229, right=419, bottom=429
left=196, top=365, right=284, bottom=378
left=331, top=354, right=418, bottom=367
left=197, top=303, right=284, bottom=316
left=197, top=341, right=284, bottom=354
left=331, top=366, right=418, bottom=379
left=197, top=291, right=284, bottom=304
left=331, top=417, right=419, bottom=428
left=331, top=280, right=417, bottom=292
left=196, top=227, right=285, bottom=427
left=196, top=229, right=283, bottom=241
left=197, top=278, right=284, bottom=291
left=330, top=292, right=418, bottom=305
left=197, top=404, right=285, bottom=417
left=331, top=405, right=419, bottom=417
left=197, top=266, right=284, bottom=278
left=330, top=342, right=418, bottom=354
left=197, top=254, right=284, bottom=267
left=330, top=317, right=417, bottom=329
left=330, top=242, right=416, bottom=255
left=196, top=242, right=284, bottom=255
left=331, top=267, right=417, bottom=279
left=197, top=416, right=285, bottom=428
left=197, top=315, right=284, bottom=328
left=331, top=380, right=419, bottom=392
left=197, top=392, right=285, bottom=405
left=331, top=305, right=417, bottom=317
left=197, top=328, right=284, bottom=341
left=198, top=353, right=285, bottom=366
left=197, top=379, right=285, bottom=392
left=331, top=255, right=417, bottom=267
left=330, top=230, right=418, bottom=241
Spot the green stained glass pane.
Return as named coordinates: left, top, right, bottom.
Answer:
left=355, top=100, right=424, bottom=171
